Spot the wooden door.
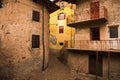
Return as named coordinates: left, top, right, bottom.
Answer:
left=89, top=54, right=103, bottom=77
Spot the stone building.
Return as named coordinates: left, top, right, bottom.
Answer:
left=0, top=0, right=58, bottom=79
left=49, top=1, right=75, bottom=50
left=65, top=0, right=120, bottom=80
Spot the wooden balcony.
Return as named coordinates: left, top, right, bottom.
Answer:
left=67, top=18, right=107, bottom=28
left=65, top=40, right=120, bottom=52
left=67, top=5, right=108, bottom=28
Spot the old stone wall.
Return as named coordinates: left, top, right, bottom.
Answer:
left=67, top=51, right=98, bottom=80
left=67, top=0, right=120, bottom=80
left=74, top=0, right=120, bottom=42
left=67, top=51, right=89, bottom=75
left=0, top=0, right=49, bottom=79
left=103, top=53, right=120, bottom=80
left=67, top=51, right=120, bottom=80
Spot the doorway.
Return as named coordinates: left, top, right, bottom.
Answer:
left=90, top=27, right=100, bottom=40
left=89, top=54, right=103, bottom=77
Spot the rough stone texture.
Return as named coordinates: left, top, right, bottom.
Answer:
left=67, top=51, right=89, bottom=74
left=67, top=51, right=120, bottom=80
left=68, top=1, right=120, bottom=79
left=109, top=54, right=120, bottom=80
left=67, top=51, right=99, bottom=80
left=74, top=0, right=120, bottom=47
left=0, top=0, right=49, bottom=79
left=25, top=50, right=100, bottom=80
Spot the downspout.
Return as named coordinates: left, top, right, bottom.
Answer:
left=42, top=0, right=45, bottom=71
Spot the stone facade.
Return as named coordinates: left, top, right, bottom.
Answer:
left=67, top=51, right=120, bottom=80
left=0, top=0, right=49, bottom=79
left=74, top=0, right=120, bottom=41
left=66, top=0, right=120, bottom=80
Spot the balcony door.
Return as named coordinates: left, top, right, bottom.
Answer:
left=90, top=27, right=100, bottom=40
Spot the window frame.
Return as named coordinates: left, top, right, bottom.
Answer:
left=32, top=35, right=40, bottom=48
left=32, top=10, right=40, bottom=22
left=58, top=13, right=66, bottom=20
left=33, top=0, right=40, bottom=3
left=59, top=26, right=64, bottom=33
left=109, top=25, right=119, bottom=38
left=59, top=42, right=64, bottom=46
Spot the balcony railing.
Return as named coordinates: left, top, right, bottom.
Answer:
left=67, top=6, right=108, bottom=27
left=65, top=40, right=120, bottom=51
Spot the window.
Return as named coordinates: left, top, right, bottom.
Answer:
left=109, top=25, right=118, bottom=38
left=32, top=10, right=40, bottom=22
left=90, top=27, right=100, bottom=40
left=59, top=42, right=64, bottom=46
left=58, top=13, right=66, bottom=20
left=0, top=1, right=3, bottom=8
left=32, top=35, right=40, bottom=48
left=33, top=0, right=40, bottom=3
left=59, top=26, right=64, bottom=33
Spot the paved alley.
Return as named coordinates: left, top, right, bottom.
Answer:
left=43, top=51, right=71, bottom=80
left=29, top=50, right=76, bottom=80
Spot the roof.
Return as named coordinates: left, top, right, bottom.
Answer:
left=53, top=0, right=76, bottom=4
left=0, top=0, right=59, bottom=13
left=45, top=0, right=60, bottom=13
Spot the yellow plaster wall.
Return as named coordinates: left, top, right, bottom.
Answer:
left=50, top=2, right=75, bottom=49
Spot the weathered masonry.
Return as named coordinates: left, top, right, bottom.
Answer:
left=64, top=0, right=120, bottom=80
left=0, top=0, right=58, bottom=80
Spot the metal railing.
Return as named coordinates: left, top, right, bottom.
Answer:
left=66, top=39, right=120, bottom=51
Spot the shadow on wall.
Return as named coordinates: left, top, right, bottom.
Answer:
left=0, top=49, right=42, bottom=80
left=0, top=52, right=14, bottom=80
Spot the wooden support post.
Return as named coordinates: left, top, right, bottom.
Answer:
left=108, top=52, right=110, bottom=80
left=96, top=51, right=98, bottom=80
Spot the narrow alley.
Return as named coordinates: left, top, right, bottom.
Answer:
left=0, top=0, right=120, bottom=80
left=29, top=50, right=76, bottom=80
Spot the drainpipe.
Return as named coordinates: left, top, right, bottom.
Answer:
left=42, top=0, right=45, bottom=71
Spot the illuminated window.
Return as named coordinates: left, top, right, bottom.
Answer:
left=32, top=35, right=40, bottom=48
left=59, top=26, right=64, bottom=33
left=32, top=10, right=40, bottom=22
left=58, top=13, right=66, bottom=20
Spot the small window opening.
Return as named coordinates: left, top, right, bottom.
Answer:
left=33, top=0, right=40, bottom=3
left=109, top=25, right=118, bottom=38
left=32, top=35, right=40, bottom=48
left=59, top=42, right=64, bottom=46
left=32, top=10, right=40, bottom=22
left=58, top=13, right=66, bottom=20
left=0, top=1, right=3, bottom=8
left=59, top=26, right=64, bottom=33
